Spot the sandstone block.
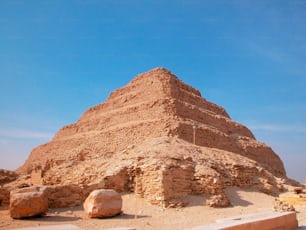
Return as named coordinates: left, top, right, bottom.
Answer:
left=10, top=186, right=48, bottom=219
left=83, top=189, right=122, bottom=218
left=259, top=183, right=274, bottom=195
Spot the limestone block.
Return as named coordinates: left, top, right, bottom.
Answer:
left=83, top=189, right=122, bottom=218
left=10, top=186, right=48, bottom=219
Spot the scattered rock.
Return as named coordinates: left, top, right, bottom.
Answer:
left=293, top=187, right=303, bottom=194
left=10, top=186, right=48, bottom=219
left=273, top=198, right=295, bottom=212
left=66, top=210, right=73, bottom=215
left=166, top=200, right=188, bottom=208
left=259, top=183, right=274, bottom=195
left=17, top=183, right=30, bottom=189
left=83, top=189, right=122, bottom=218
left=206, top=193, right=231, bottom=208
left=276, top=183, right=284, bottom=192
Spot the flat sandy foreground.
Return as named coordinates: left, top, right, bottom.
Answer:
left=1, top=188, right=305, bottom=230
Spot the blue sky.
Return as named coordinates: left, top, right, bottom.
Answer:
left=0, top=0, right=305, bottom=182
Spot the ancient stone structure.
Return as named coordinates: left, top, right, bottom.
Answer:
left=14, top=67, right=293, bottom=207
left=31, top=169, right=43, bottom=185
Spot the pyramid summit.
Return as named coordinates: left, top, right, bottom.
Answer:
left=16, top=67, right=290, bottom=206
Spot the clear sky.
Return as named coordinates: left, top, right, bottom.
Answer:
left=0, top=0, right=305, bottom=182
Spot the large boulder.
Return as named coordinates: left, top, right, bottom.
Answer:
left=83, top=189, right=122, bottom=218
left=10, top=186, right=48, bottom=219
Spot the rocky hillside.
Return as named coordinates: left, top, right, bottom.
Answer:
left=15, top=67, right=291, bottom=206
left=0, top=169, right=18, bottom=186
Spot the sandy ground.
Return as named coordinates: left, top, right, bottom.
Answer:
left=1, top=188, right=305, bottom=230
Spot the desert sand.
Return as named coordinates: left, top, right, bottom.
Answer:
left=1, top=188, right=305, bottom=230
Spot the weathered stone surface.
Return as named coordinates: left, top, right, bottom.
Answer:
left=273, top=198, right=295, bottom=212
left=0, top=169, right=18, bottom=186
left=31, top=169, right=43, bottom=185
left=258, top=180, right=274, bottom=195
left=0, top=187, right=10, bottom=206
left=17, top=68, right=285, bottom=178
left=206, top=193, right=231, bottom=208
left=0, top=169, right=19, bottom=206
left=3, top=183, right=91, bottom=209
left=12, top=67, right=296, bottom=208
left=293, top=187, right=303, bottom=194
left=44, top=184, right=84, bottom=208
left=83, top=189, right=122, bottom=218
left=10, top=186, right=48, bottom=219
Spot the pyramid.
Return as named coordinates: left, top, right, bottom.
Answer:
left=16, top=67, right=289, bottom=206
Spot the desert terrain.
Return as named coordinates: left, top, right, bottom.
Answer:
left=1, top=187, right=305, bottom=230
left=1, top=68, right=305, bottom=230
